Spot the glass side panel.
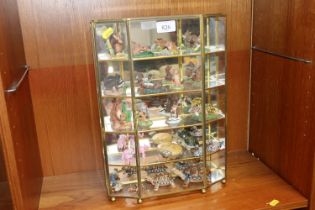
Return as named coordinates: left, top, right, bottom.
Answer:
left=207, top=150, right=226, bottom=184
left=204, top=87, right=226, bottom=119
left=205, top=53, right=225, bottom=89
left=205, top=16, right=226, bottom=53
left=98, top=61, right=131, bottom=97
left=140, top=160, right=205, bottom=198
left=94, top=21, right=128, bottom=60
left=205, top=120, right=226, bottom=155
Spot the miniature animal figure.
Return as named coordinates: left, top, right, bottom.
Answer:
left=165, top=65, right=173, bottom=81
left=110, top=99, right=122, bottom=130
left=174, top=162, right=204, bottom=187
left=109, top=169, right=122, bottom=192
left=146, top=173, right=176, bottom=191
left=104, top=74, right=124, bottom=91
left=109, top=99, right=132, bottom=130
left=122, top=166, right=137, bottom=177
left=183, top=31, right=200, bottom=48
left=117, top=134, right=128, bottom=152
left=164, top=65, right=181, bottom=86
left=132, top=41, right=150, bottom=54
left=110, top=33, right=124, bottom=54
left=145, top=165, right=168, bottom=174
left=122, top=148, right=134, bottom=165
left=154, top=38, right=177, bottom=51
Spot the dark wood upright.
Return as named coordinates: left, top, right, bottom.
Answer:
left=250, top=0, right=315, bottom=207
left=0, top=0, right=43, bottom=209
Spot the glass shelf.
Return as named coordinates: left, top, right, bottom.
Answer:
left=132, top=52, right=201, bottom=61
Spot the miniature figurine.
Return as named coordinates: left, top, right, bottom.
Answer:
left=103, top=74, right=124, bottom=93
left=152, top=38, right=178, bottom=55
left=109, top=99, right=132, bottom=130
left=144, top=165, right=168, bottom=174
left=165, top=65, right=182, bottom=89
left=110, top=33, right=124, bottom=54
left=166, top=103, right=181, bottom=126
left=122, top=166, right=137, bottom=177
left=177, top=129, right=199, bottom=150
left=137, top=72, right=168, bottom=95
left=146, top=172, right=176, bottom=191
left=205, top=104, right=223, bottom=120
left=109, top=169, right=123, bottom=192
left=182, top=30, right=200, bottom=50
left=137, top=111, right=152, bottom=129
left=117, top=134, right=128, bottom=152
left=132, top=41, right=153, bottom=57
left=136, top=101, right=153, bottom=129
left=173, top=162, right=204, bottom=187
left=122, top=148, right=134, bottom=165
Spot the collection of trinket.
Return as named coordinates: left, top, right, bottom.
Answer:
left=109, top=160, right=224, bottom=193
left=96, top=18, right=226, bottom=197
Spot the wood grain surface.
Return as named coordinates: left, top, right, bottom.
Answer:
left=0, top=0, right=43, bottom=209
left=16, top=0, right=251, bottom=176
left=250, top=51, right=314, bottom=198
left=253, top=0, right=310, bottom=60
left=250, top=0, right=315, bottom=203
left=38, top=152, right=308, bottom=210
left=0, top=143, right=13, bottom=209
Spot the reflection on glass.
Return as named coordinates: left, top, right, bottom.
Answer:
left=181, top=18, right=201, bottom=54
left=94, top=22, right=129, bottom=60
left=103, top=98, right=134, bottom=132
left=205, top=17, right=226, bottom=53
left=99, top=61, right=131, bottom=97
left=205, top=54, right=226, bottom=89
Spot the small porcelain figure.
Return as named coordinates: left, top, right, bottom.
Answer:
left=122, top=148, right=134, bottom=165
left=110, top=33, right=124, bottom=54
left=109, top=169, right=123, bottom=192
left=146, top=172, right=176, bottom=191
left=183, top=30, right=200, bottom=49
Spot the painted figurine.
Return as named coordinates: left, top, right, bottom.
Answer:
left=183, top=30, right=200, bottom=49
left=109, top=169, right=122, bottom=192
left=146, top=172, right=176, bottom=191
left=109, top=99, right=132, bottom=130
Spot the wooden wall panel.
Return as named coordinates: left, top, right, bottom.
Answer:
left=250, top=51, right=314, bottom=197
left=250, top=0, right=315, bottom=201
left=29, top=65, right=102, bottom=175
left=17, top=0, right=251, bottom=176
left=253, top=0, right=309, bottom=59
left=226, top=0, right=251, bottom=151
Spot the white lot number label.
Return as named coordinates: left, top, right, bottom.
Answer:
left=156, top=20, right=176, bottom=33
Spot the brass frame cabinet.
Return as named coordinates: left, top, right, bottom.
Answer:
left=91, top=14, right=227, bottom=203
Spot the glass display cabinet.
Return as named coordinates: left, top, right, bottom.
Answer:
left=91, top=14, right=226, bottom=203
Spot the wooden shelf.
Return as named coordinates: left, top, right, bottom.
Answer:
left=38, top=152, right=307, bottom=210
